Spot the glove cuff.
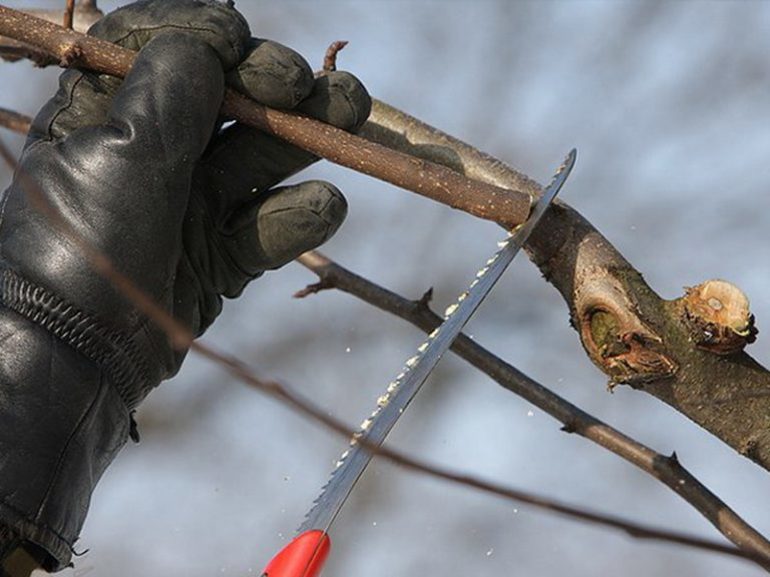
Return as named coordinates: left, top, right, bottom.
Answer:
left=0, top=267, right=153, bottom=410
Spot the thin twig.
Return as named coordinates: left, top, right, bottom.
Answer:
left=296, top=249, right=770, bottom=568
left=63, top=0, right=75, bottom=30
left=323, top=40, right=348, bottom=72
left=0, top=7, right=531, bottom=228
left=0, top=108, right=31, bottom=134
left=0, top=42, right=55, bottom=65
left=0, top=139, right=765, bottom=568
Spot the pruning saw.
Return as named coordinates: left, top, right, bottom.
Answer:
left=261, top=149, right=577, bottom=577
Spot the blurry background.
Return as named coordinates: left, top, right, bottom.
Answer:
left=2, top=1, right=770, bottom=576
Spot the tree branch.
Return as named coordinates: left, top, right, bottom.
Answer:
left=0, top=107, right=30, bottom=134
left=0, top=1, right=101, bottom=64
left=359, top=100, right=770, bottom=471
left=63, top=0, right=76, bottom=31
left=296, top=250, right=770, bottom=567
left=0, top=7, right=531, bottom=228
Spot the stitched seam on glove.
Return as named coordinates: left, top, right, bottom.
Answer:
left=111, top=24, right=242, bottom=66
left=0, top=268, right=153, bottom=409
left=40, top=72, right=87, bottom=144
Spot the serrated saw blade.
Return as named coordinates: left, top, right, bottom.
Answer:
left=298, top=149, right=576, bottom=535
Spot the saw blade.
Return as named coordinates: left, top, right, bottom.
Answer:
left=298, top=149, right=576, bottom=535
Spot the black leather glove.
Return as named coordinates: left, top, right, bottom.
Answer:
left=0, top=0, right=371, bottom=571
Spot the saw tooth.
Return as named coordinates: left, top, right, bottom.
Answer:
left=301, top=440, right=353, bottom=527
left=296, top=150, right=576, bottom=537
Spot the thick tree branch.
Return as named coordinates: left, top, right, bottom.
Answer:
left=0, top=1, right=101, bottom=64
left=297, top=250, right=770, bottom=566
left=359, top=100, right=770, bottom=471
left=0, top=7, right=531, bottom=228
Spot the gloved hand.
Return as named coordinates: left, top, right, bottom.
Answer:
left=0, top=0, right=370, bottom=571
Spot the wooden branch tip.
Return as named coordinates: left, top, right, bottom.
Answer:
left=362, top=95, right=770, bottom=468
left=293, top=280, right=333, bottom=299
left=418, top=287, right=434, bottom=308
left=0, top=2, right=103, bottom=66
left=64, top=0, right=76, bottom=30
left=680, top=279, right=757, bottom=355
left=323, top=40, right=348, bottom=72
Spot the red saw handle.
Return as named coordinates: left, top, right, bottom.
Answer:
left=261, top=530, right=331, bottom=577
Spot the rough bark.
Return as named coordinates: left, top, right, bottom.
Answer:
left=361, top=100, right=770, bottom=470
left=0, top=0, right=102, bottom=65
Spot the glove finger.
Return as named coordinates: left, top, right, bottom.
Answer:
left=295, top=71, right=372, bottom=132
left=27, top=0, right=250, bottom=144
left=226, top=37, right=370, bottom=122
left=222, top=180, right=348, bottom=278
left=226, top=38, right=314, bottom=109
left=195, top=70, right=371, bottom=213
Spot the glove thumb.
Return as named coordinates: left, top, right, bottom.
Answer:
left=218, top=180, right=347, bottom=294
